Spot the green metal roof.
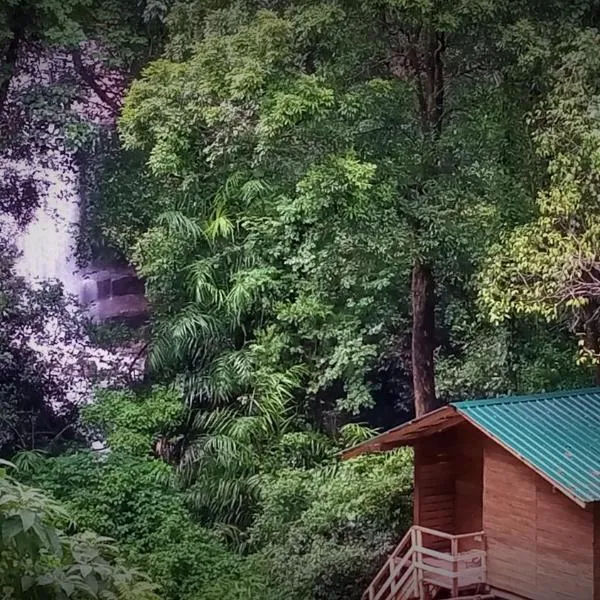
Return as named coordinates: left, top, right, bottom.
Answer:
left=452, top=388, right=600, bottom=505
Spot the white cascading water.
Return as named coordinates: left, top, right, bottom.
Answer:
left=3, top=48, right=145, bottom=413
left=14, top=156, right=81, bottom=297
left=8, top=154, right=141, bottom=407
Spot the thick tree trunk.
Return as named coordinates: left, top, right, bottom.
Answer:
left=412, top=262, right=437, bottom=416
left=389, top=22, right=446, bottom=414
left=406, top=28, right=445, bottom=416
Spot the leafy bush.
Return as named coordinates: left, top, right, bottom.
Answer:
left=247, top=449, right=413, bottom=600
left=0, top=460, right=158, bottom=600
left=21, top=442, right=413, bottom=600
left=82, top=387, right=182, bottom=456
left=23, top=451, right=271, bottom=600
left=80, top=145, right=171, bottom=263
left=17, top=382, right=412, bottom=600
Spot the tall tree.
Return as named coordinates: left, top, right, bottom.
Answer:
left=388, top=13, right=448, bottom=415
left=481, top=29, right=600, bottom=383
left=119, top=0, right=541, bottom=423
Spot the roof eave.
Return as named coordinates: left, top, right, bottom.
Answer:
left=341, top=405, right=462, bottom=460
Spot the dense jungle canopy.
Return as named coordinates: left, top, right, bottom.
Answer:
left=3, top=1, right=600, bottom=598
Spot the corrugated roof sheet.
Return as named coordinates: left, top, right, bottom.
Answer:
left=453, top=388, right=600, bottom=504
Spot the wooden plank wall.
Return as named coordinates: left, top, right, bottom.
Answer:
left=594, top=503, right=600, bottom=600
left=484, top=440, right=595, bottom=600
left=414, top=430, right=456, bottom=549
left=453, top=424, right=484, bottom=536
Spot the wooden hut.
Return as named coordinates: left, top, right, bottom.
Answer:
left=343, top=388, right=600, bottom=600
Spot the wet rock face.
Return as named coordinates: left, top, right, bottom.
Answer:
left=111, top=273, right=145, bottom=297
left=92, top=295, right=149, bottom=327
left=80, top=264, right=148, bottom=326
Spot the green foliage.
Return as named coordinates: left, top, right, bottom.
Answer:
left=338, top=423, right=379, bottom=449
left=0, top=465, right=158, bottom=600
left=10, top=2, right=600, bottom=600
left=83, top=387, right=182, bottom=455
left=21, top=378, right=413, bottom=600
left=0, top=241, right=83, bottom=457
left=178, top=339, right=307, bottom=529
left=480, top=29, right=600, bottom=366
left=85, top=321, right=140, bottom=350
left=116, top=0, right=558, bottom=427
left=23, top=443, right=413, bottom=600
left=103, top=1, right=600, bottom=557
left=436, top=319, right=592, bottom=400
left=21, top=386, right=275, bottom=599
left=247, top=450, right=413, bottom=600
left=267, top=431, right=336, bottom=470
left=24, top=450, right=273, bottom=600
left=79, top=144, right=172, bottom=263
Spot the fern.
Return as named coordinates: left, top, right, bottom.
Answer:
left=157, top=210, right=204, bottom=241
left=339, top=422, right=379, bottom=448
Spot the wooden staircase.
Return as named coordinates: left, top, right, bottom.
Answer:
left=363, top=526, right=487, bottom=600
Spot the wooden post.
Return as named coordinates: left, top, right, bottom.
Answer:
left=481, top=533, right=487, bottom=588
left=410, top=527, right=419, bottom=598
left=416, top=527, right=425, bottom=599
left=413, top=444, right=421, bottom=527
left=451, top=537, right=459, bottom=597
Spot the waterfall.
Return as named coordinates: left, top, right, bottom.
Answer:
left=2, top=47, right=147, bottom=413
left=14, top=156, right=82, bottom=298
left=6, top=154, right=144, bottom=404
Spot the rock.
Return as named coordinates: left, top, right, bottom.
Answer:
left=79, top=279, right=98, bottom=305
left=89, top=294, right=149, bottom=327
left=111, top=274, right=145, bottom=297
left=80, top=263, right=148, bottom=326
left=96, top=276, right=112, bottom=300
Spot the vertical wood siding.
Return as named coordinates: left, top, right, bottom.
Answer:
left=453, top=424, right=484, bottom=536
left=484, top=440, right=594, bottom=600
left=414, top=430, right=456, bottom=549
left=594, top=503, right=600, bottom=600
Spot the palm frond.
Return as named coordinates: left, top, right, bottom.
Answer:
left=225, top=267, right=278, bottom=323
left=219, top=172, right=247, bottom=203
left=339, top=422, right=379, bottom=448
left=150, top=304, right=225, bottom=373
left=240, top=179, right=271, bottom=206
left=12, top=450, right=46, bottom=473
left=156, top=210, right=204, bottom=241
left=204, top=203, right=235, bottom=242
left=185, top=260, right=226, bottom=307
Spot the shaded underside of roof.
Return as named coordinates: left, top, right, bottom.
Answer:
left=453, top=388, right=600, bottom=504
left=341, top=406, right=463, bottom=459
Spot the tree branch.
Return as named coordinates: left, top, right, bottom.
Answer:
left=71, top=48, right=120, bottom=115
left=0, top=29, right=22, bottom=115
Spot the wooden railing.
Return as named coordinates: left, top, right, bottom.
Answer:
left=363, top=527, right=415, bottom=600
left=362, top=526, right=486, bottom=600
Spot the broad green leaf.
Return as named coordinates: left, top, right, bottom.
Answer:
left=2, top=515, right=23, bottom=541
left=20, top=575, right=34, bottom=591
left=20, top=509, right=36, bottom=532
left=36, top=574, right=54, bottom=586
left=84, top=573, right=98, bottom=595
left=48, top=528, right=63, bottom=556
left=60, top=580, right=75, bottom=596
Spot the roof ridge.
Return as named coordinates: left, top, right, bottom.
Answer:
left=451, top=386, right=600, bottom=408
